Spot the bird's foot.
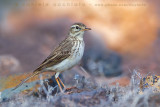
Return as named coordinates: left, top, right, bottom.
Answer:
left=64, top=86, right=83, bottom=94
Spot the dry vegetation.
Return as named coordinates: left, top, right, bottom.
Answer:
left=1, top=71, right=160, bottom=107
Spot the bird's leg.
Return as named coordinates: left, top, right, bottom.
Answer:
left=55, top=72, right=63, bottom=92
left=55, top=78, right=63, bottom=92
left=58, top=77, right=66, bottom=89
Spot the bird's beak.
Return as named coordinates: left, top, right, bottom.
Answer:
left=81, top=28, right=91, bottom=31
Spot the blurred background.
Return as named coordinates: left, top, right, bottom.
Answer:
left=0, top=0, right=160, bottom=87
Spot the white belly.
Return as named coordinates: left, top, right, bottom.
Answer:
left=46, top=41, right=84, bottom=72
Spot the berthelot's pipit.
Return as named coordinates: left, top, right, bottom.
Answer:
left=13, top=23, right=91, bottom=92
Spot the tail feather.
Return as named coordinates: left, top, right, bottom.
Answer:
left=12, top=71, right=40, bottom=91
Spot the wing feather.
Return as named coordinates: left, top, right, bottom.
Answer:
left=34, top=37, right=74, bottom=72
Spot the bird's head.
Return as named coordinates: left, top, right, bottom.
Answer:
left=69, top=23, right=91, bottom=38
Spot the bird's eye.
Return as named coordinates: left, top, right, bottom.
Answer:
left=76, top=26, right=79, bottom=29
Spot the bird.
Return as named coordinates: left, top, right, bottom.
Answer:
left=13, top=23, right=91, bottom=92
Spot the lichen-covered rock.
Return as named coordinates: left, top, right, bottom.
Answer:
left=139, top=75, right=160, bottom=93
left=0, top=72, right=62, bottom=102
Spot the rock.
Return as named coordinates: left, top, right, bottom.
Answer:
left=0, top=55, right=21, bottom=74
left=139, top=75, right=160, bottom=93
left=82, top=48, right=122, bottom=77
left=110, top=76, right=130, bottom=86
left=0, top=72, right=63, bottom=101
